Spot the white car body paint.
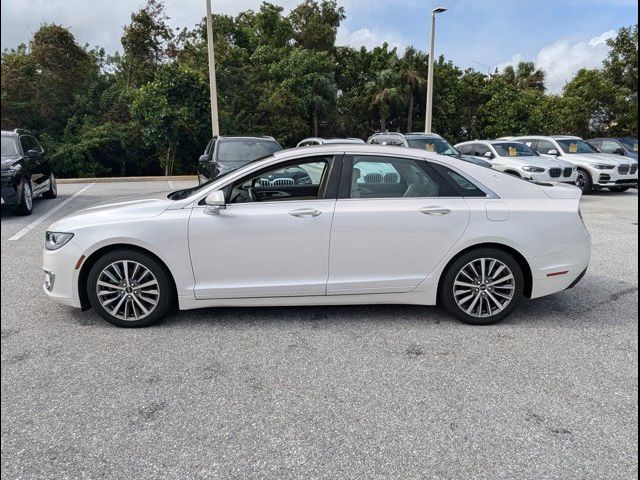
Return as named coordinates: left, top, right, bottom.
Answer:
left=43, top=145, right=591, bottom=314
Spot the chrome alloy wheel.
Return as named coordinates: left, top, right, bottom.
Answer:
left=24, top=182, right=33, bottom=210
left=96, top=260, right=160, bottom=321
left=452, top=258, right=516, bottom=318
left=576, top=171, right=587, bottom=190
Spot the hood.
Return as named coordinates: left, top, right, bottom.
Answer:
left=49, top=191, right=174, bottom=232
left=1, top=156, right=20, bottom=169
left=560, top=152, right=627, bottom=166
left=500, top=155, right=573, bottom=169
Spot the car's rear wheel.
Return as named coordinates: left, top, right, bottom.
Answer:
left=43, top=172, right=57, bottom=199
left=576, top=169, right=592, bottom=194
left=87, top=250, right=173, bottom=327
left=608, top=186, right=630, bottom=193
left=14, top=179, right=33, bottom=216
left=440, top=248, right=524, bottom=325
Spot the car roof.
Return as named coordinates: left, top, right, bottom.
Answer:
left=368, top=132, right=444, bottom=139
left=218, top=136, right=277, bottom=142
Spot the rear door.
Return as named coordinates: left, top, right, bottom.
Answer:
left=327, top=154, right=470, bottom=295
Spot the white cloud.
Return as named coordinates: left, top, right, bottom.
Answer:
left=497, top=30, right=616, bottom=94
left=336, top=26, right=405, bottom=52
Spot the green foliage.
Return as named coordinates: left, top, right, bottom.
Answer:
left=0, top=0, right=636, bottom=178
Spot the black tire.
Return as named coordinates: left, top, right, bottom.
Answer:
left=608, top=186, right=630, bottom=193
left=576, top=169, right=592, bottom=194
left=14, top=179, right=33, bottom=216
left=43, top=172, right=57, bottom=199
left=87, top=249, right=174, bottom=328
left=439, top=248, right=525, bottom=325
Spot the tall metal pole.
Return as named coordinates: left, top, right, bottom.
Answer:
left=206, top=0, right=219, bottom=137
left=425, top=7, right=447, bottom=134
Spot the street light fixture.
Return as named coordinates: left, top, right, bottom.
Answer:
left=424, top=6, right=447, bottom=134
left=205, top=0, right=220, bottom=137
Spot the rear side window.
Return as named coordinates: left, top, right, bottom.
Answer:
left=431, top=164, right=487, bottom=197
left=348, top=155, right=459, bottom=198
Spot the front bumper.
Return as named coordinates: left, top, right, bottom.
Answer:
left=590, top=165, right=638, bottom=187
left=42, top=242, right=83, bottom=308
left=1, top=172, right=19, bottom=205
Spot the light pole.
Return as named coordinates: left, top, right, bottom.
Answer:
left=424, top=6, right=447, bottom=134
left=205, top=0, right=220, bottom=137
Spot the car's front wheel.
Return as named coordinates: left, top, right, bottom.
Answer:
left=576, top=169, right=592, bottom=194
left=87, top=250, right=174, bottom=327
left=440, top=248, right=524, bottom=325
left=43, top=172, right=57, bottom=199
left=14, top=179, right=33, bottom=215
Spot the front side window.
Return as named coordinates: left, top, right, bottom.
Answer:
left=217, top=139, right=282, bottom=167
left=228, top=157, right=331, bottom=204
left=466, top=144, right=491, bottom=157
left=599, top=140, right=621, bottom=154
left=534, top=139, right=558, bottom=154
left=19, top=136, right=38, bottom=153
left=556, top=139, right=598, bottom=154
left=349, top=155, right=458, bottom=198
left=492, top=142, right=539, bottom=157
left=618, top=138, right=639, bottom=152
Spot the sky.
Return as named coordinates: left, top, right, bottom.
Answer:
left=1, top=0, right=638, bottom=93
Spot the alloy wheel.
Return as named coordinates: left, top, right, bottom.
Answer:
left=96, top=260, right=160, bottom=321
left=24, top=182, right=33, bottom=210
left=576, top=172, right=587, bottom=189
left=452, top=258, right=516, bottom=318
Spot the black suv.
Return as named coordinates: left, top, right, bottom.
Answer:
left=197, top=136, right=283, bottom=183
left=1, top=129, right=57, bottom=215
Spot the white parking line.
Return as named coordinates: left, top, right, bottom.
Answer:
left=8, top=183, right=95, bottom=241
left=168, top=181, right=175, bottom=190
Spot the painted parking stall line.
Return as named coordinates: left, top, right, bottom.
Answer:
left=8, top=183, right=95, bottom=242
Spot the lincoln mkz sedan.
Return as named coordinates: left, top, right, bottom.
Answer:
left=43, top=145, right=591, bottom=327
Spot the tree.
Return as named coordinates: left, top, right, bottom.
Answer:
left=365, top=69, right=403, bottom=132
left=289, top=0, right=345, bottom=51
left=120, top=0, right=173, bottom=89
left=399, top=46, right=427, bottom=132
left=501, top=62, right=546, bottom=91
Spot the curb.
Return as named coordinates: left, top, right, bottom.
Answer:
left=57, top=175, right=198, bottom=184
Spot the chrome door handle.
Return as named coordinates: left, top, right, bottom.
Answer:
left=289, top=208, right=322, bottom=218
left=419, top=206, right=451, bottom=216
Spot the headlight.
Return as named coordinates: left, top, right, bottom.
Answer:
left=522, top=166, right=546, bottom=173
left=594, top=164, right=615, bottom=170
left=45, top=231, right=74, bottom=251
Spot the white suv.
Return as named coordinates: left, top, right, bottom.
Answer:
left=511, top=135, right=638, bottom=193
left=455, top=140, right=577, bottom=184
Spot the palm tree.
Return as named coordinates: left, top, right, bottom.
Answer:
left=365, top=69, right=402, bottom=132
left=502, top=62, right=546, bottom=91
left=399, top=46, right=427, bottom=132
left=308, top=74, right=335, bottom=137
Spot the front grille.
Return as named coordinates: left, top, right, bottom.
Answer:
left=363, top=173, right=384, bottom=184
left=631, top=165, right=638, bottom=175
left=563, top=168, right=573, bottom=177
left=271, top=178, right=294, bottom=187
left=618, top=164, right=630, bottom=175
left=383, top=172, right=400, bottom=184
left=549, top=168, right=561, bottom=178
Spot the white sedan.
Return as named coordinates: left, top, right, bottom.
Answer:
left=455, top=140, right=578, bottom=184
left=43, top=145, right=591, bottom=327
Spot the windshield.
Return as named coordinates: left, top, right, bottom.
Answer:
left=407, top=138, right=459, bottom=156
left=557, top=139, right=599, bottom=154
left=1, top=137, right=19, bottom=157
left=492, top=142, right=539, bottom=157
left=217, top=139, right=282, bottom=166
left=618, top=138, right=639, bottom=152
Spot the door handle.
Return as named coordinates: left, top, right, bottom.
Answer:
left=419, top=206, right=451, bottom=216
left=289, top=208, right=322, bottom=218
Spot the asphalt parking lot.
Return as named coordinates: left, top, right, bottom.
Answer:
left=1, top=181, right=638, bottom=479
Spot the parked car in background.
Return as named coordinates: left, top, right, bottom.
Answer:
left=43, top=144, right=590, bottom=328
left=1, top=129, right=57, bottom=215
left=455, top=140, right=577, bottom=184
left=197, top=136, right=283, bottom=183
left=366, top=132, right=492, bottom=168
left=296, top=137, right=365, bottom=147
left=511, top=135, right=638, bottom=193
left=586, top=137, right=638, bottom=161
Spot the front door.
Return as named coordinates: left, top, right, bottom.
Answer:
left=327, top=154, right=470, bottom=295
left=188, top=155, right=338, bottom=299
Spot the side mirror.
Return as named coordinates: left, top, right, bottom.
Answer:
left=204, top=190, right=226, bottom=215
left=613, top=148, right=625, bottom=156
left=25, top=149, right=41, bottom=157
left=198, top=154, right=210, bottom=163
left=483, top=151, right=493, bottom=159
left=547, top=149, right=560, bottom=156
